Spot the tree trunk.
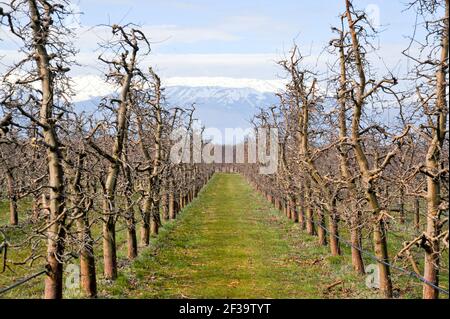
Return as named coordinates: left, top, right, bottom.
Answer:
left=150, top=200, right=160, bottom=236
left=140, top=197, right=151, bottom=246
left=102, top=217, right=117, bottom=280
left=305, top=185, right=316, bottom=235
left=161, top=193, right=169, bottom=221
left=77, top=217, right=97, bottom=297
left=328, top=202, right=341, bottom=256
left=350, top=212, right=365, bottom=274
left=422, top=138, right=443, bottom=299
left=290, top=200, right=298, bottom=222
left=297, top=195, right=306, bottom=230
left=102, top=165, right=120, bottom=280
left=127, top=221, right=138, bottom=260
left=345, top=0, right=394, bottom=297
left=179, top=193, right=184, bottom=210
left=276, top=198, right=282, bottom=211
left=71, top=154, right=97, bottom=297
left=28, top=0, right=67, bottom=299
left=305, top=206, right=315, bottom=235
left=96, top=24, right=136, bottom=281
left=284, top=201, right=290, bottom=218
left=317, top=210, right=327, bottom=246
left=169, top=191, right=176, bottom=220
left=373, top=218, right=393, bottom=298
left=414, top=197, right=420, bottom=231
left=122, top=143, right=138, bottom=260
left=336, top=15, right=364, bottom=274
left=422, top=0, right=448, bottom=299
left=399, top=187, right=405, bottom=224
left=6, top=170, right=18, bottom=225
left=174, top=197, right=180, bottom=215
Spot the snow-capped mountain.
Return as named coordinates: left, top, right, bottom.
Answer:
left=164, top=86, right=278, bottom=133
left=166, top=86, right=275, bottom=108
left=75, top=85, right=279, bottom=133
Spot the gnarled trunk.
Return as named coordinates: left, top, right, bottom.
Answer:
left=77, top=217, right=97, bottom=297
left=317, top=209, right=327, bottom=246
left=6, top=170, right=18, bottom=225
left=140, top=197, right=151, bottom=246
left=422, top=0, right=448, bottom=299
left=28, top=0, right=67, bottom=299
left=169, top=190, right=176, bottom=220
left=350, top=212, right=365, bottom=274
left=328, top=201, right=341, bottom=256
left=102, top=215, right=117, bottom=280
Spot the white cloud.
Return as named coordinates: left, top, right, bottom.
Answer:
left=143, top=25, right=239, bottom=44
left=73, top=24, right=239, bottom=52
left=152, top=53, right=278, bottom=65
left=72, top=52, right=283, bottom=79
left=218, top=15, right=287, bottom=34
left=150, top=53, right=284, bottom=79
left=163, top=76, right=286, bottom=92
left=70, top=13, right=281, bottom=51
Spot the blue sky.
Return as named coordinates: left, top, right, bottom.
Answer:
left=1, top=0, right=424, bottom=92
left=0, top=0, right=430, bottom=140
left=76, top=0, right=414, bottom=53
left=78, top=0, right=320, bottom=54
left=72, top=0, right=420, bottom=80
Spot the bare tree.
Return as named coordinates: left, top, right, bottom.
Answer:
left=85, top=24, right=150, bottom=280
left=1, top=0, right=78, bottom=298
left=329, top=16, right=366, bottom=273
left=402, top=0, right=449, bottom=299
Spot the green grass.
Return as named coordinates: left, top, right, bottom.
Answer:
left=1, top=173, right=447, bottom=298
left=0, top=198, right=47, bottom=298
left=101, top=173, right=382, bottom=298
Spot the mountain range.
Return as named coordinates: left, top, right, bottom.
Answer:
left=165, top=86, right=278, bottom=131
left=75, top=85, right=280, bottom=133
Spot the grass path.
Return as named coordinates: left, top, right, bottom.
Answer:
left=104, top=173, right=381, bottom=299
left=0, top=173, right=438, bottom=298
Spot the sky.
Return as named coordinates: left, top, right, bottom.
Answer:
left=0, top=0, right=425, bottom=97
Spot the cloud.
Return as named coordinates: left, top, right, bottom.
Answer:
left=152, top=53, right=278, bottom=66
left=69, top=74, right=285, bottom=102
left=142, top=25, right=239, bottom=44
left=150, top=53, right=284, bottom=79
left=163, top=76, right=287, bottom=92
left=70, top=13, right=281, bottom=51
left=219, top=15, right=287, bottom=33
left=71, top=52, right=283, bottom=79
left=72, top=24, right=239, bottom=52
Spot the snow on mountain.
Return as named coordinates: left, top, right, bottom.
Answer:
left=71, top=75, right=280, bottom=142
left=164, top=86, right=278, bottom=132
left=72, top=75, right=116, bottom=103
left=165, top=85, right=277, bottom=109
left=73, top=75, right=279, bottom=133
left=72, top=76, right=400, bottom=140
left=71, top=75, right=284, bottom=102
